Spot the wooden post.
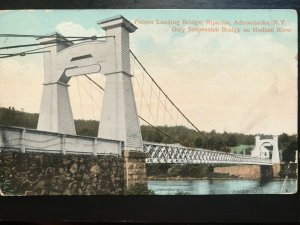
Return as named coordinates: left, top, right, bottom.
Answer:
left=20, top=128, right=26, bottom=153
left=61, top=134, right=66, bottom=155
left=93, top=138, right=98, bottom=156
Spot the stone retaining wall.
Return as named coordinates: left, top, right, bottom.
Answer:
left=0, top=151, right=124, bottom=195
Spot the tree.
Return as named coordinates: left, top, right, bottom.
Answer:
left=279, top=133, right=298, bottom=162
left=152, top=130, right=163, bottom=143
left=224, top=134, right=238, bottom=147
left=194, top=136, right=205, bottom=148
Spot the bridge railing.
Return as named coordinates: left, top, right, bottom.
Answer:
left=0, top=126, right=123, bottom=156
left=143, top=142, right=273, bottom=165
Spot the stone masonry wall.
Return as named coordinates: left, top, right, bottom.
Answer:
left=214, top=165, right=262, bottom=179
left=0, top=151, right=124, bottom=195
left=272, top=163, right=281, bottom=178
left=123, top=150, right=147, bottom=190
left=214, top=164, right=278, bottom=179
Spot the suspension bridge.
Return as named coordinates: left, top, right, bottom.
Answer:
left=0, top=15, right=285, bottom=194
left=0, top=15, right=280, bottom=167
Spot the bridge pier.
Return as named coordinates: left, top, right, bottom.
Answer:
left=123, top=150, right=148, bottom=190
left=214, top=164, right=281, bottom=179
left=272, top=163, right=281, bottom=178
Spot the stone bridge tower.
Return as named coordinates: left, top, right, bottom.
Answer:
left=37, top=16, right=143, bottom=152
left=251, top=135, right=281, bottom=177
left=251, top=135, right=280, bottom=164
left=97, top=16, right=143, bottom=152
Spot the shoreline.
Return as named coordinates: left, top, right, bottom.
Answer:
left=147, top=176, right=294, bottom=181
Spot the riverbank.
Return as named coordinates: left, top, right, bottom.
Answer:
left=147, top=176, right=290, bottom=181
left=148, top=175, right=238, bottom=180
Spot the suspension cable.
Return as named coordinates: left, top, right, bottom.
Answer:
left=139, top=115, right=180, bottom=143
left=0, top=36, right=114, bottom=51
left=133, top=57, right=179, bottom=126
left=0, top=34, right=114, bottom=39
left=0, top=37, right=87, bottom=50
left=76, top=77, right=84, bottom=119
left=83, top=72, right=181, bottom=145
left=0, top=50, right=50, bottom=59
left=0, top=44, right=57, bottom=57
left=79, top=78, right=99, bottom=120
left=83, top=74, right=105, bottom=91
left=82, top=77, right=101, bottom=107
left=76, top=73, right=248, bottom=158
left=130, top=50, right=208, bottom=141
left=148, top=81, right=153, bottom=121
left=156, top=90, right=160, bottom=124
left=134, top=75, right=157, bottom=124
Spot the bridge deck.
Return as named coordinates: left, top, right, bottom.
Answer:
left=0, top=125, right=122, bottom=156
left=0, top=126, right=273, bottom=165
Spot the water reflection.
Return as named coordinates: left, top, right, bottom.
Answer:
left=147, top=179, right=297, bottom=195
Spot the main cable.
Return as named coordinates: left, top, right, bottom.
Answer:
left=0, top=50, right=50, bottom=59
left=130, top=50, right=209, bottom=141
left=0, top=35, right=114, bottom=50
left=83, top=74, right=105, bottom=91
left=0, top=44, right=57, bottom=56
left=0, top=34, right=113, bottom=39
left=139, top=115, right=180, bottom=143
left=0, top=37, right=87, bottom=50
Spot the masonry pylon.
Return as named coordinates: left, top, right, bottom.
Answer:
left=37, top=34, right=76, bottom=135
left=97, top=16, right=143, bottom=151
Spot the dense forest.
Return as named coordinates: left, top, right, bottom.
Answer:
left=141, top=124, right=254, bottom=151
left=0, top=106, right=297, bottom=162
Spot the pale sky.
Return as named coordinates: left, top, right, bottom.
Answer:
left=0, top=10, right=297, bottom=135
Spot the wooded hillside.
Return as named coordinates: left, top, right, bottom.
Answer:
left=0, top=107, right=297, bottom=162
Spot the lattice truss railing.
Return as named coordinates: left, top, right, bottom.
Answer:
left=144, top=142, right=273, bottom=165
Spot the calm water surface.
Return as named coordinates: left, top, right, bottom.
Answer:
left=147, top=179, right=297, bottom=195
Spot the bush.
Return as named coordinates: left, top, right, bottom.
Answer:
left=125, top=183, right=155, bottom=195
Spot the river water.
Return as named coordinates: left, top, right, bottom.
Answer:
left=147, top=179, right=297, bottom=195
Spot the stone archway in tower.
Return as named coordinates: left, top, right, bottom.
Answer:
left=37, top=15, right=143, bottom=151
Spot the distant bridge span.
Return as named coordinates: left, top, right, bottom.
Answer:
left=144, top=141, right=272, bottom=165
